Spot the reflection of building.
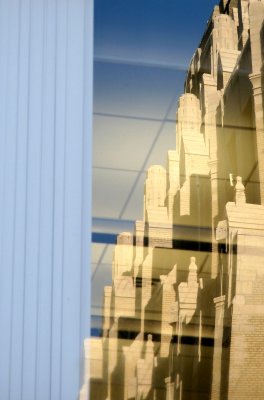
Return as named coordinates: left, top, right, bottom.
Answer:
left=85, top=1, right=264, bottom=399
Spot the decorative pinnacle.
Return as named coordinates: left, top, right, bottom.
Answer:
left=235, top=176, right=246, bottom=205
left=229, top=173, right=234, bottom=187
left=189, top=257, right=198, bottom=272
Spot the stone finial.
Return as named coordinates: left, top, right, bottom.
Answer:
left=188, top=257, right=198, bottom=287
left=145, top=334, right=154, bottom=361
left=178, top=257, right=199, bottom=324
left=229, top=173, right=234, bottom=187
left=189, top=257, right=198, bottom=272
left=235, top=176, right=246, bottom=205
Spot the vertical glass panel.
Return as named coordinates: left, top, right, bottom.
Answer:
left=88, top=1, right=264, bottom=399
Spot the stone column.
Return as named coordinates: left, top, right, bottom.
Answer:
left=134, top=220, right=145, bottom=273
left=209, top=159, right=219, bottom=278
left=249, top=73, right=264, bottom=204
left=249, top=1, right=264, bottom=204
left=165, top=377, right=175, bottom=400
left=103, top=286, right=112, bottom=337
left=211, top=295, right=225, bottom=400
left=167, top=150, right=179, bottom=223
left=249, top=1, right=264, bottom=75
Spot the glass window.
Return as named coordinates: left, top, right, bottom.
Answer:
left=88, top=1, right=264, bottom=399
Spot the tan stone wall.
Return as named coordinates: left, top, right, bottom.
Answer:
left=228, top=232, right=264, bottom=399
left=228, top=310, right=264, bottom=400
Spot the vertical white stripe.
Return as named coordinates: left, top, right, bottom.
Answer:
left=9, top=1, right=31, bottom=398
left=1, top=2, right=21, bottom=399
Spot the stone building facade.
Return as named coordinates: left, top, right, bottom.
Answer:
left=82, top=1, right=264, bottom=399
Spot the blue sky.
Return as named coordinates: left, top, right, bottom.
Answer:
left=92, top=0, right=219, bottom=323
left=94, top=0, right=217, bottom=68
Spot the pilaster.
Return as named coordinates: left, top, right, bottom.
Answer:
left=249, top=73, right=264, bottom=203
left=211, top=295, right=226, bottom=400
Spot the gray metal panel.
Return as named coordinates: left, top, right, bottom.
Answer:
left=0, top=1, right=92, bottom=399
